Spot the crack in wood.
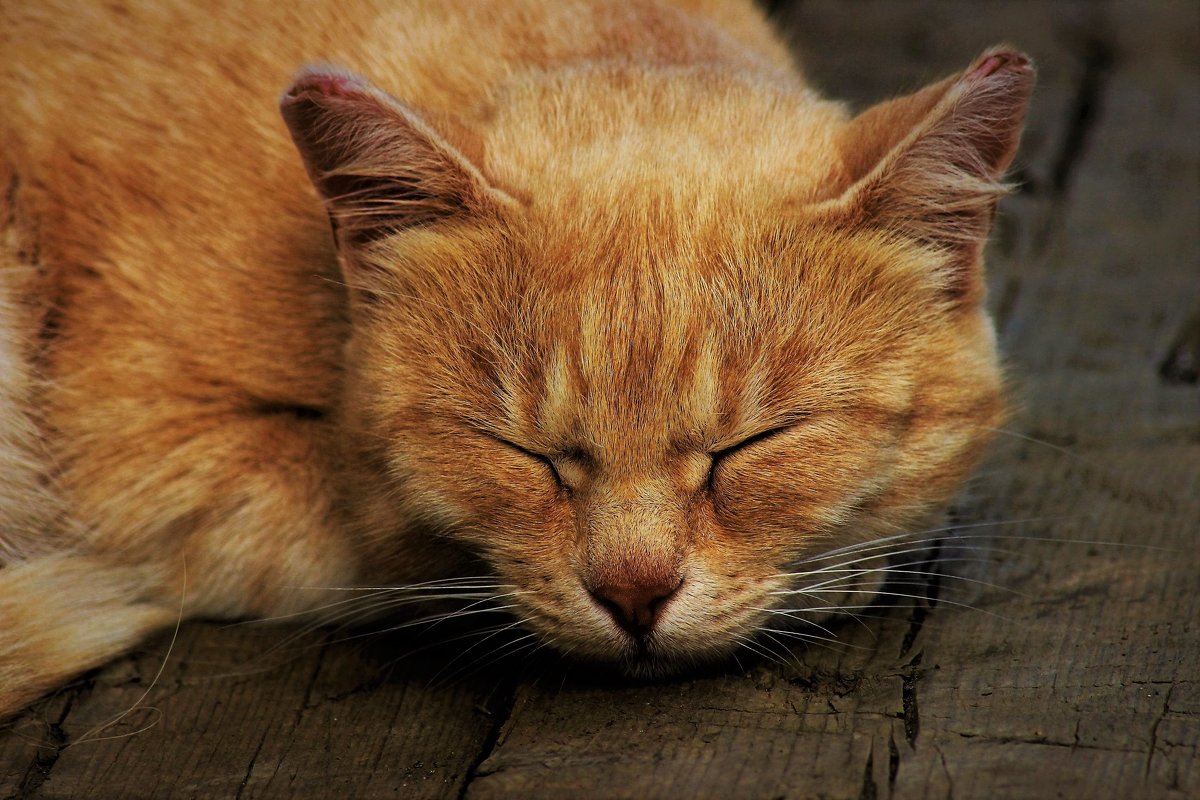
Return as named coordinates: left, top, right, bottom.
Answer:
left=1050, top=38, right=1114, bottom=196
left=233, top=729, right=270, bottom=800
left=897, top=536, right=942, bottom=662
left=950, top=729, right=1165, bottom=754
left=234, top=640, right=330, bottom=794
left=1029, top=34, right=1116, bottom=255
left=296, top=640, right=330, bottom=720
left=900, top=656, right=921, bottom=749
left=893, top=536, right=942, bottom=752
left=858, top=746, right=877, bottom=800
left=11, top=693, right=75, bottom=800
left=1144, top=683, right=1174, bottom=778
left=888, top=730, right=900, bottom=791
left=934, top=743, right=955, bottom=800
left=1159, top=311, right=1200, bottom=385
left=457, top=674, right=519, bottom=799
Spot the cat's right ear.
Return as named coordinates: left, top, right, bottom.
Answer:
left=280, top=68, right=516, bottom=250
left=819, top=48, right=1035, bottom=306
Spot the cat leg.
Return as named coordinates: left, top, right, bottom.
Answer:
left=0, top=424, right=361, bottom=722
left=57, top=411, right=364, bottom=621
left=2, top=407, right=363, bottom=719
left=0, top=554, right=178, bottom=721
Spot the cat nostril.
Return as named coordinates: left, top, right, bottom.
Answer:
left=588, top=577, right=683, bottom=637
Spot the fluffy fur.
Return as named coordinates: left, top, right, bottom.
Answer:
left=0, top=0, right=1032, bottom=717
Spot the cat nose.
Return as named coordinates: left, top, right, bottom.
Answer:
left=588, top=577, right=683, bottom=637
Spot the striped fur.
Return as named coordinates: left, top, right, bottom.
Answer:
left=0, top=0, right=1031, bottom=717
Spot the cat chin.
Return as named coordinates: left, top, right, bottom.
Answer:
left=617, top=653, right=716, bottom=681
left=587, top=618, right=758, bottom=677
left=572, top=638, right=740, bottom=680
left=649, top=642, right=757, bottom=678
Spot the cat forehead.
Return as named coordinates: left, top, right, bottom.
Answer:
left=485, top=68, right=849, bottom=205
left=383, top=211, right=942, bottom=368
left=369, top=209, right=948, bottom=449
left=509, top=231, right=939, bottom=444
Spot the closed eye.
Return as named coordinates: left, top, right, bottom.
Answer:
left=490, top=435, right=570, bottom=494
left=707, top=424, right=796, bottom=491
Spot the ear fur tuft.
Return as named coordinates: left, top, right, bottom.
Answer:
left=280, top=67, right=508, bottom=248
left=829, top=47, right=1035, bottom=303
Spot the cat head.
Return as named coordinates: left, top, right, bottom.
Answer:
left=281, top=48, right=1032, bottom=672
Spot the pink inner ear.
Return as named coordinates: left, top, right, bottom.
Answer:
left=969, top=50, right=1031, bottom=80
left=284, top=70, right=368, bottom=101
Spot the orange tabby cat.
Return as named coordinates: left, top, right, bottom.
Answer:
left=0, top=0, right=1032, bottom=717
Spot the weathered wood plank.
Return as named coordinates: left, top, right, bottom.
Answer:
left=0, top=695, right=70, bottom=800
left=892, top=443, right=1199, bottom=799
left=886, top=2, right=1200, bottom=793
left=2, top=2, right=1196, bottom=799
left=2, top=625, right=503, bottom=800
left=468, top=620, right=915, bottom=799
left=464, top=2, right=1200, bottom=798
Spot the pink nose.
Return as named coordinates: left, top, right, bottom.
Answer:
left=588, top=577, right=683, bottom=637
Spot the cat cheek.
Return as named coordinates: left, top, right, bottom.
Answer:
left=706, top=463, right=789, bottom=522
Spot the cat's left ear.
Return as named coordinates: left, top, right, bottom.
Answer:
left=280, top=68, right=516, bottom=249
left=824, top=48, right=1035, bottom=304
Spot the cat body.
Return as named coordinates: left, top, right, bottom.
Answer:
left=0, top=0, right=1030, bottom=717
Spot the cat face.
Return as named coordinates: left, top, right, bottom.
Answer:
left=336, top=215, right=1002, bottom=671
left=282, top=49, right=1031, bottom=672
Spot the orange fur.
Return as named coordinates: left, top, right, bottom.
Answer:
left=0, top=0, right=1031, bottom=716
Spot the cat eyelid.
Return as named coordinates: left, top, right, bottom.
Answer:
left=709, top=412, right=812, bottom=460
left=707, top=422, right=800, bottom=493
left=488, top=434, right=570, bottom=492
left=709, top=424, right=794, bottom=462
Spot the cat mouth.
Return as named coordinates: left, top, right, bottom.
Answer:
left=602, top=617, right=747, bottom=677
left=612, top=637, right=684, bottom=677
left=612, top=635, right=738, bottom=679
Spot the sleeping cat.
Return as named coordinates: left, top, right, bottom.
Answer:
left=0, top=0, right=1031, bottom=718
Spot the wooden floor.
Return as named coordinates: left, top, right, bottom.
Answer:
left=3, top=2, right=1198, bottom=798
